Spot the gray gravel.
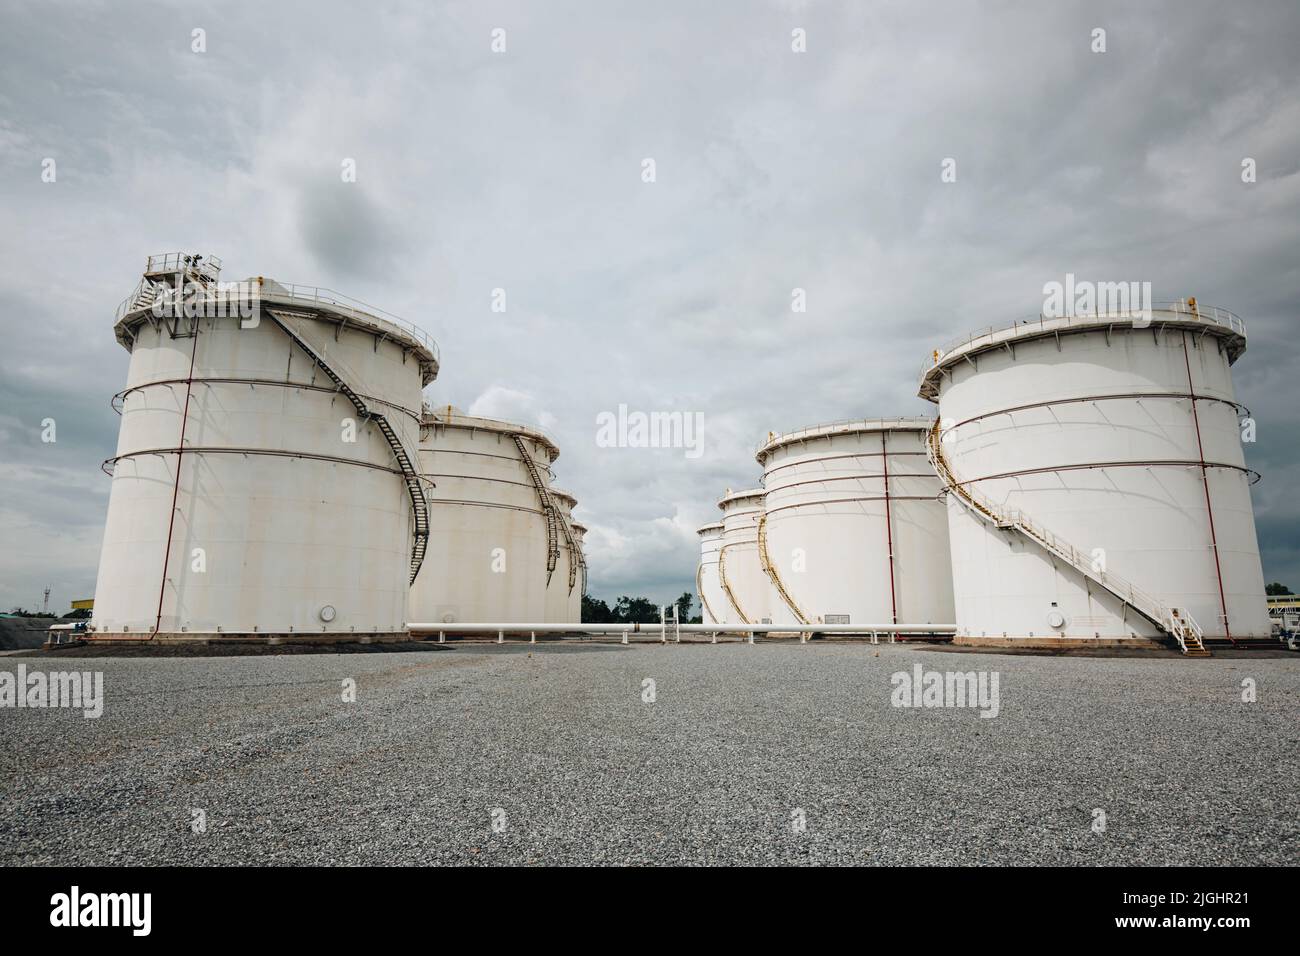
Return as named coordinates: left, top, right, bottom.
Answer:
left=1, top=642, right=1296, bottom=865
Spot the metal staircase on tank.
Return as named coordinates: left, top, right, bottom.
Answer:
left=512, top=434, right=561, bottom=585
left=557, top=516, right=587, bottom=595
left=124, top=253, right=226, bottom=337
left=925, top=419, right=1209, bottom=656
left=696, top=563, right=720, bottom=625
left=717, top=545, right=752, bottom=625
left=266, top=310, right=430, bottom=585
left=756, top=513, right=811, bottom=625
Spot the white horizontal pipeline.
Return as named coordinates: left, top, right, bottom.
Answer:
left=407, top=622, right=956, bottom=635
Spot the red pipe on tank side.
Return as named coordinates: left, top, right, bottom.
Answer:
left=881, top=431, right=898, bottom=626
left=154, top=323, right=200, bottom=638
left=1182, top=330, right=1232, bottom=642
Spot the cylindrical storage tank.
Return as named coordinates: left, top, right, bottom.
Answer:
left=695, top=522, right=726, bottom=625
left=570, top=520, right=588, bottom=622
left=411, top=406, right=560, bottom=624
left=717, top=489, right=769, bottom=624
left=919, top=305, right=1269, bottom=643
left=545, top=487, right=584, bottom=624
left=755, top=420, right=954, bottom=627
left=92, top=259, right=438, bottom=640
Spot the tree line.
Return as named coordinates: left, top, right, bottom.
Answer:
left=582, top=592, right=702, bottom=624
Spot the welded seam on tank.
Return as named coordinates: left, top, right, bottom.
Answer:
left=1182, top=329, right=1232, bottom=641
left=421, top=498, right=547, bottom=516
left=113, top=378, right=423, bottom=422
left=106, top=446, right=408, bottom=476
left=953, top=459, right=1259, bottom=486
left=418, top=473, right=541, bottom=491
left=761, top=451, right=927, bottom=476
left=763, top=496, right=938, bottom=517
left=764, top=472, right=937, bottom=491
left=938, top=391, right=1248, bottom=434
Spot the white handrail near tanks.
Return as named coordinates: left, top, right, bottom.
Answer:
left=926, top=402, right=1207, bottom=654
left=407, top=621, right=957, bottom=640
left=917, top=301, right=1245, bottom=395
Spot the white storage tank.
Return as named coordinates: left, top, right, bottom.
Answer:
left=93, top=254, right=438, bottom=640
left=411, top=406, right=561, bottom=624
left=570, top=520, right=589, bottom=619
left=918, top=303, right=1270, bottom=646
left=755, top=420, right=954, bottom=627
left=717, top=488, right=769, bottom=624
left=695, top=522, right=726, bottom=625
left=546, top=487, right=585, bottom=624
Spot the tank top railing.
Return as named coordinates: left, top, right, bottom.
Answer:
left=926, top=419, right=1205, bottom=652
left=918, top=302, right=1246, bottom=384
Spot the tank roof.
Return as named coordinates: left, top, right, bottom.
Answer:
left=717, top=487, right=765, bottom=510
left=696, top=521, right=725, bottom=534
left=756, top=418, right=934, bottom=466
left=549, top=487, right=578, bottom=508
left=113, top=258, right=441, bottom=385
left=422, top=405, right=560, bottom=463
left=917, top=302, right=1248, bottom=402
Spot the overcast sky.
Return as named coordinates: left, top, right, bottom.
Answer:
left=1, top=0, right=1297, bottom=615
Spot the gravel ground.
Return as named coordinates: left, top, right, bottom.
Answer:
left=1, top=642, right=1296, bottom=865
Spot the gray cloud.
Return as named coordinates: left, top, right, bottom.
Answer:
left=1, top=0, right=1298, bottom=614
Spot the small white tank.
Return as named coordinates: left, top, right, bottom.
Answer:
left=570, top=521, right=589, bottom=620
left=695, top=522, right=726, bottom=625
left=546, top=487, right=585, bottom=623
left=717, top=488, right=768, bottom=624
left=919, top=303, right=1269, bottom=643
left=756, top=420, right=954, bottom=627
left=93, top=255, right=437, bottom=640
left=411, top=406, right=560, bottom=623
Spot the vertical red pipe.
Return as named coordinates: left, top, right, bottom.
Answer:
left=1181, top=330, right=1231, bottom=641
left=154, top=322, right=200, bottom=637
left=881, top=430, right=898, bottom=625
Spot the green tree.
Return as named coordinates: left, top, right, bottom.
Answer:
left=1266, top=582, right=1294, bottom=596
left=612, top=596, right=659, bottom=624
left=675, top=591, right=694, bottom=622
left=581, top=593, right=613, bottom=623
